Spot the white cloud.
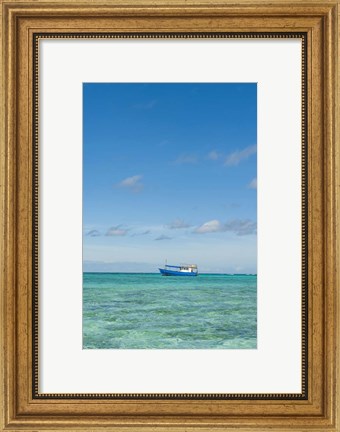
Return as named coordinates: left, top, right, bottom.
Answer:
left=207, top=150, right=220, bottom=160
left=168, top=219, right=192, bottom=229
left=224, top=145, right=257, bottom=166
left=194, top=219, right=224, bottom=234
left=117, top=175, right=144, bottom=192
left=194, top=219, right=257, bottom=236
left=248, top=178, right=257, bottom=189
left=174, top=154, right=198, bottom=164
left=106, top=225, right=129, bottom=236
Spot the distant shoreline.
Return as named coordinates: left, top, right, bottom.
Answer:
left=83, top=272, right=257, bottom=276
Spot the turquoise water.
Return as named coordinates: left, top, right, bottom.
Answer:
left=83, top=273, right=257, bottom=349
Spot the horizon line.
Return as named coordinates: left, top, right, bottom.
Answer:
left=83, top=271, right=257, bottom=275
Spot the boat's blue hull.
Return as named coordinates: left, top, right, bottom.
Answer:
left=159, top=268, right=198, bottom=277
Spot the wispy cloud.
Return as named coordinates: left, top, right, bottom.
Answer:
left=131, top=230, right=150, bottom=237
left=158, top=139, right=169, bottom=147
left=86, top=229, right=101, bottom=237
left=117, top=175, right=144, bottom=193
left=174, top=154, right=198, bottom=165
left=224, top=219, right=257, bottom=236
left=248, top=178, right=257, bottom=189
left=224, top=202, right=241, bottom=209
left=106, top=225, right=129, bottom=236
left=133, top=99, right=157, bottom=110
left=207, top=150, right=220, bottom=161
left=167, top=219, right=192, bottom=229
left=224, top=145, right=257, bottom=166
left=155, top=235, right=172, bottom=241
left=194, top=219, right=257, bottom=236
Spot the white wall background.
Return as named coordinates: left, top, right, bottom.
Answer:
left=40, top=38, right=302, bottom=394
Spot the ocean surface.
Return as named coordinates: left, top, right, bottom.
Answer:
left=83, top=273, right=257, bottom=349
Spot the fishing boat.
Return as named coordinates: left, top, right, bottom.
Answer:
left=158, top=262, right=198, bottom=276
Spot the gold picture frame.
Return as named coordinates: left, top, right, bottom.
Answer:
left=1, top=0, right=339, bottom=430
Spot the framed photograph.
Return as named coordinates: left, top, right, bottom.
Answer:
left=1, top=0, right=339, bottom=431
left=82, top=82, right=258, bottom=352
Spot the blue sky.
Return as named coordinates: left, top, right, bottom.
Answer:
left=83, top=83, right=257, bottom=273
